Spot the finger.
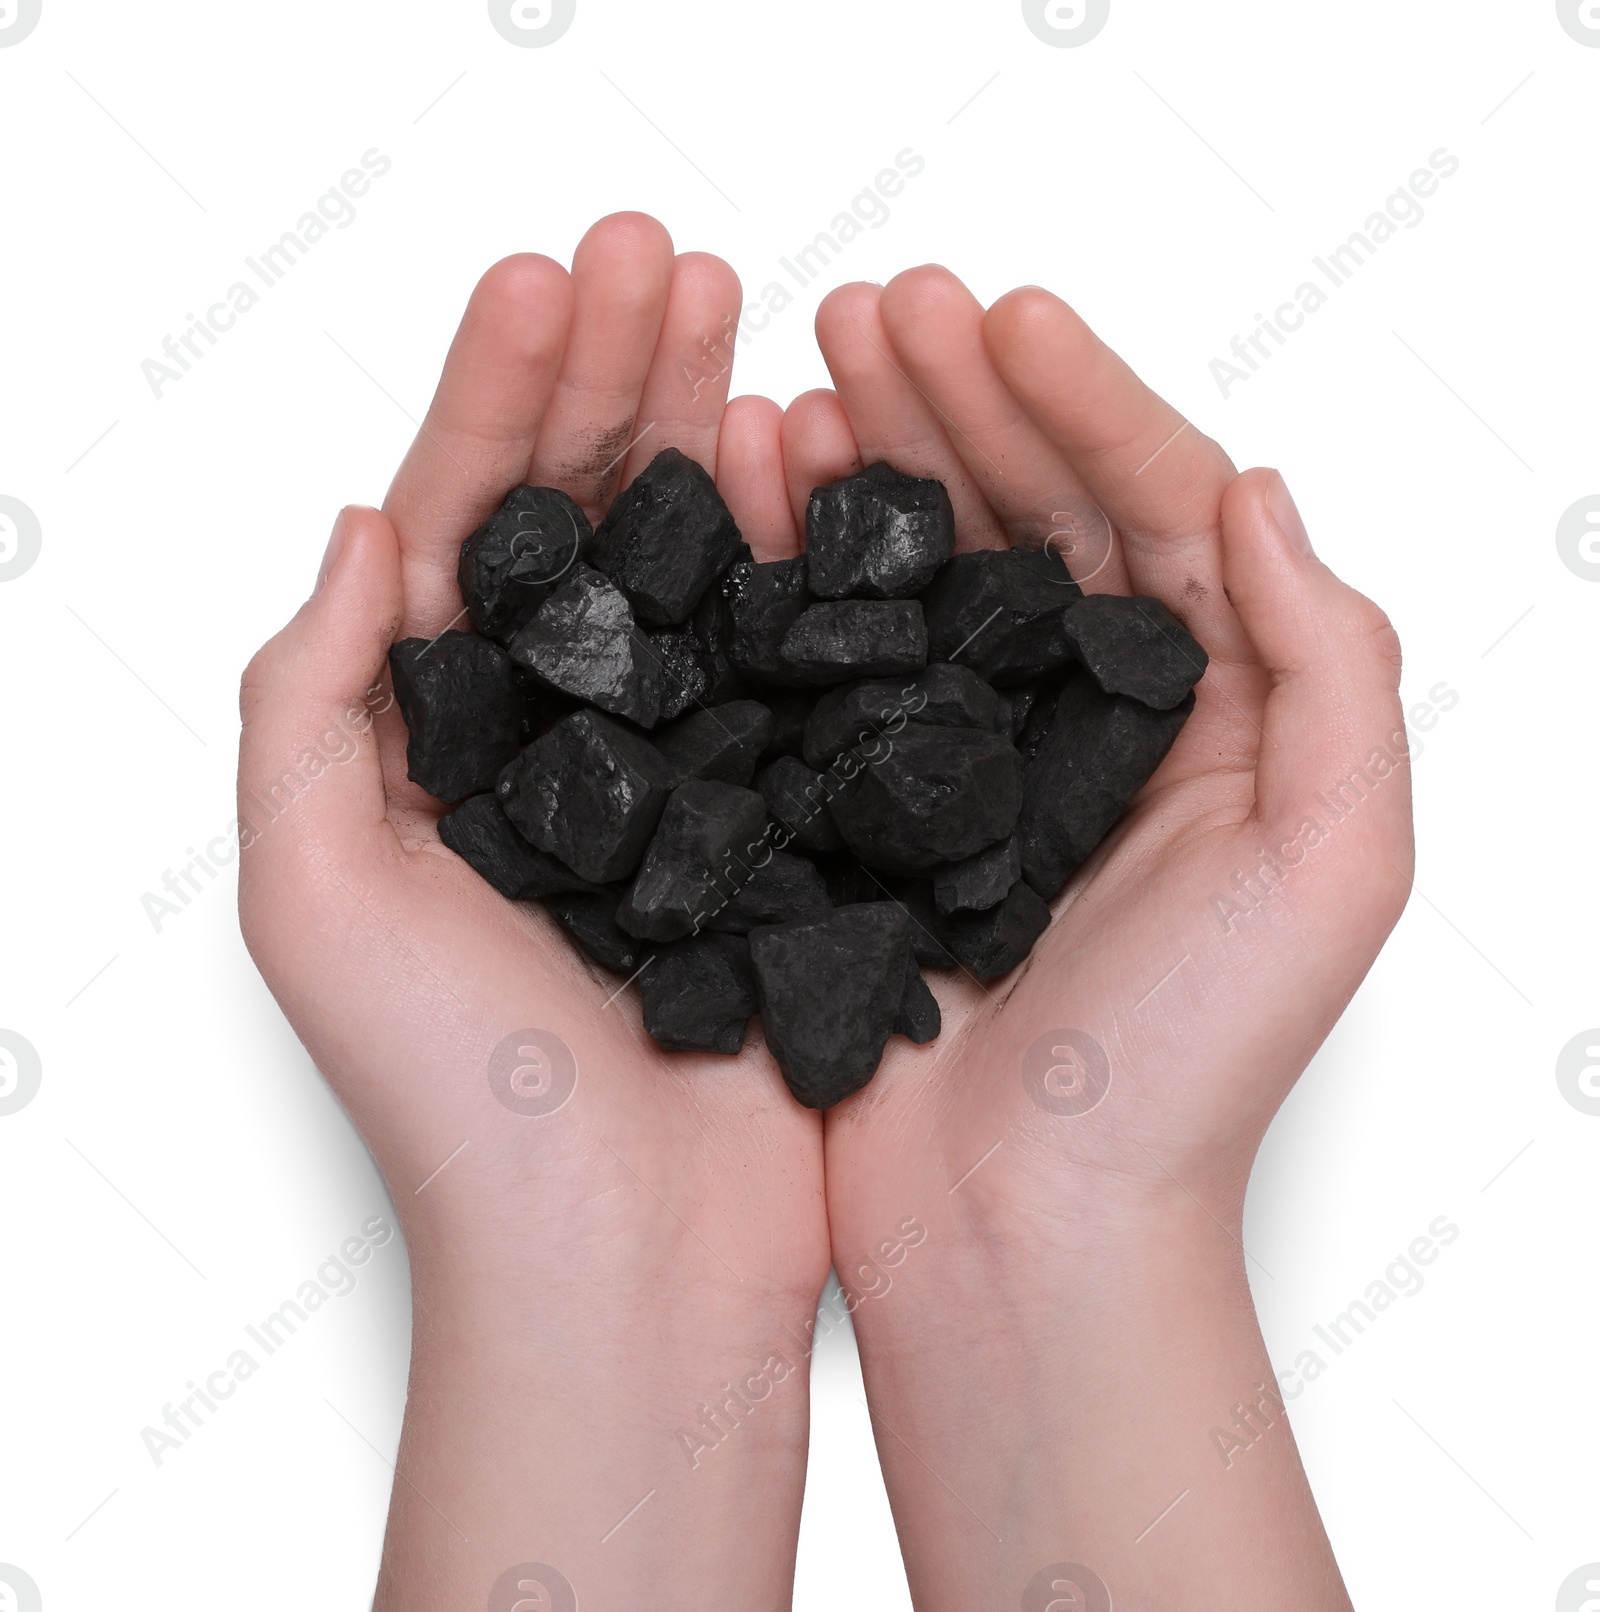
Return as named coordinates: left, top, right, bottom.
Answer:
left=814, top=282, right=1009, bottom=550
left=780, top=388, right=860, bottom=534
left=718, top=395, right=802, bottom=560
left=382, top=253, right=574, bottom=638
left=878, top=265, right=1132, bottom=593
left=620, top=252, right=743, bottom=485
left=238, top=507, right=404, bottom=887
left=524, top=211, right=676, bottom=521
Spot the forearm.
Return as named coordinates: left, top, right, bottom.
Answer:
left=847, top=1197, right=1349, bottom=1611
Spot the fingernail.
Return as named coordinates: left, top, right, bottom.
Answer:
left=1266, top=472, right=1315, bottom=558
left=315, top=509, right=349, bottom=593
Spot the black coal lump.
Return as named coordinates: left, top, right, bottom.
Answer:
left=748, top=905, right=911, bottom=1108
left=640, top=932, right=757, bottom=1054
left=648, top=581, right=746, bottom=722
left=1061, top=593, right=1209, bottom=711
left=458, top=485, right=593, bottom=642
left=805, top=463, right=955, bottom=600
left=921, top=548, right=1084, bottom=685
left=497, top=710, right=672, bottom=885
left=507, top=563, right=662, bottom=728
left=893, top=950, right=941, bottom=1044
left=829, top=725, right=1024, bottom=873
left=616, top=780, right=769, bottom=943
left=755, top=756, right=844, bottom=853
left=884, top=878, right=961, bottom=971
left=725, top=554, right=812, bottom=681
left=934, top=879, right=1052, bottom=981
left=757, top=691, right=813, bottom=762
left=390, top=631, right=532, bottom=803
left=438, top=794, right=604, bottom=901
left=934, top=836, right=1022, bottom=916
left=653, top=701, right=775, bottom=789
left=803, top=663, right=1006, bottom=769
left=589, top=447, right=743, bottom=626
left=777, top=601, right=928, bottom=686
left=1015, top=678, right=1194, bottom=899
left=706, top=850, right=831, bottom=934
left=541, top=889, right=649, bottom=975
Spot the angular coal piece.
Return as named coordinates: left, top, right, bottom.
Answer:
left=893, top=951, right=941, bottom=1044
left=390, top=631, right=533, bottom=803
left=933, top=879, right=1051, bottom=981
left=805, top=462, right=955, bottom=600
left=653, top=701, right=775, bottom=789
left=921, top=548, right=1084, bottom=684
left=589, top=447, right=744, bottom=626
left=829, top=725, right=1024, bottom=873
left=648, top=579, right=746, bottom=721
left=1016, top=679, right=1194, bottom=899
left=755, top=755, right=844, bottom=853
left=934, top=836, right=1022, bottom=916
left=507, top=563, right=662, bottom=728
left=498, top=710, right=672, bottom=885
left=439, top=793, right=604, bottom=901
left=803, top=663, right=1006, bottom=768
left=640, top=931, right=757, bottom=1054
left=748, top=904, right=911, bottom=1108
left=541, top=889, right=648, bottom=975
left=1061, top=593, right=1209, bottom=710
left=757, top=690, right=813, bottom=762
left=885, top=879, right=961, bottom=971
left=706, top=850, right=831, bottom=935
left=724, top=554, right=812, bottom=681
left=777, top=601, right=928, bottom=687
left=616, top=780, right=769, bottom=942
left=458, top=485, right=593, bottom=642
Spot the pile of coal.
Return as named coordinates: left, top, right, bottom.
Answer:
left=392, top=448, right=1207, bottom=1109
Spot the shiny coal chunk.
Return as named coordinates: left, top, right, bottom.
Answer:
left=648, top=581, right=746, bottom=721
left=640, top=931, right=757, bottom=1054
left=653, top=701, right=775, bottom=789
left=748, top=905, right=911, bottom=1108
left=755, top=756, right=844, bottom=853
left=497, top=710, right=672, bottom=885
left=458, top=485, right=593, bottom=642
left=922, top=548, right=1084, bottom=684
left=934, top=880, right=1051, bottom=981
left=390, top=631, right=532, bottom=803
left=507, top=563, right=662, bottom=728
left=589, top=447, right=744, bottom=625
left=541, top=889, right=648, bottom=975
left=805, top=463, right=955, bottom=600
left=705, top=850, right=831, bottom=935
left=757, top=691, right=813, bottom=761
left=438, top=794, right=603, bottom=901
left=616, top=780, right=769, bottom=942
left=777, top=602, right=928, bottom=687
left=829, top=725, right=1024, bottom=873
left=1062, top=593, right=1209, bottom=710
left=1016, top=679, right=1194, bottom=899
left=885, top=879, right=961, bottom=971
left=934, top=836, right=1022, bottom=916
left=803, top=663, right=1006, bottom=768
left=893, top=951, right=941, bottom=1044
left=724, top=554, right=812, bottom=681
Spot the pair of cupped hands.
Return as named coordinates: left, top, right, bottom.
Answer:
left=238, top=213, right=1410, bottom=1610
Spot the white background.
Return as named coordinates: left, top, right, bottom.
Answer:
left=1, top=1, right=1597, bottom=1607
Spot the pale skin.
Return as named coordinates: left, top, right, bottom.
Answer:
left=239, top=214, right=1411, bottom=1610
